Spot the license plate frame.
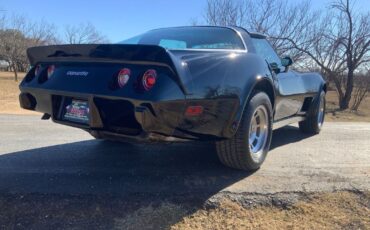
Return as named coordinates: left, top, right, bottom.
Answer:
left=62, top=99, right=90, bottom=125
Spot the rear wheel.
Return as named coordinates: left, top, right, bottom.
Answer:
left=299, top=91, right=326, bottom=134
left=216, top=92, right=273, bottom=171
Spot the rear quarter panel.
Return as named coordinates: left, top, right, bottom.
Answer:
left=170, top=50, right=274, bottom=137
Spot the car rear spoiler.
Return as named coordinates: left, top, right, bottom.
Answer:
left=27, top=44, right=189, bottom=94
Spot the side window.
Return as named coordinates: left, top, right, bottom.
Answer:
left=251, top=38, right=281, bottom=67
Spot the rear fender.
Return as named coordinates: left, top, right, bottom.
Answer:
left=300, top=72, right=326, bottom=110
left=177, top=51, right=274, bottom=138
left=230, top=76, right=275, bottom=136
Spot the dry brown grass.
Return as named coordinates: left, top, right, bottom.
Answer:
left=114, top=202, right=189, bottom=230
left=113, top=192, right=370, bottom=230
left=0, top=71, right=36, bottom=114
left=326, top=90, right=370, bottom=122
left=172, top=192, right=370, bottom=230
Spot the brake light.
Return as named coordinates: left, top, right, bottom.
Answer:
left=142, top=69, right=157, bottom=91
left=47, top=65, right=55, bottom=79
left=117, top=68, right=131, bottom=88
left=34, top=65, right=41, bottom=76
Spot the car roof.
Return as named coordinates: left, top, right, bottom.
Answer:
left=143, top=26, right=268, bottom=51
left=148, top=26, right=267, bottom=39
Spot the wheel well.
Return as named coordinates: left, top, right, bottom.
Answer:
left=252, top=79, right=275, bottom=108
left=230, top=78, right=276, bottom=137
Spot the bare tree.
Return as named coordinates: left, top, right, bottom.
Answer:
left=0, top=14, right=109, bottom=80
left=64, top=22, right=108, bottom=44
left=332, top=0, right=370, bottom=109
left=0, top=15, right=30, bottom=81
left=27, top=19, right=59, bottom=46
left=0, top=29, right=28, bottom=81
left=278, top=11, right=351, bottom=98
left=280, top=0, right=370, bottom=109
left=351, top=71, right=370, bottom=111
left=205, top=0, right=248, bottom=27
left=204, top=0, right=370, bottom=110
left=204, top=0, right=316, bottom=63
left=0, top=15, right=58, bottom=80
left=189, top=17, right=200, bottom=26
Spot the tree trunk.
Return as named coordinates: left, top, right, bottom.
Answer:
left=339, top=70, right=354, bottom=110
left=328, top=72, right=344, bottom=110
left=12, top=63, right=18, bottom=82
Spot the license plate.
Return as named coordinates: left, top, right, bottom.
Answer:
left=63, top=100, right=90, bottom=124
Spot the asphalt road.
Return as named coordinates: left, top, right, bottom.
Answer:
left=0, top=114, right=369, bottom=198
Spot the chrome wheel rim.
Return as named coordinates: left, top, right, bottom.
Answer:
left=317, top=95, right=325, bottom=127
left=249, top=106, right=269, bottom=162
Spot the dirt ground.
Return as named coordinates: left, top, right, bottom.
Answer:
left=1, top=71, right=369, bottom=121
left=1, top=71, right=369, bottom=229
left=1, top=191, right=368, bottom=229
left=0, top=72, right=36, bottom=115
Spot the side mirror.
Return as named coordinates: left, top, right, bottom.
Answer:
left=270, top=62, right=281, bottom=74
left=281, top=56, right=293, bottom=67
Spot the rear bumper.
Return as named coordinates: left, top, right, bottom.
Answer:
left=19, top=88, right=239, bottom=141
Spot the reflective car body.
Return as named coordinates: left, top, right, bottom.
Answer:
left=19, top=26, right=326, bottom=142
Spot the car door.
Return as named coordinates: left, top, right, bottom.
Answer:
left=250, top=38, right=305, bottom=121
left=273, top=70, right=306, bottom=120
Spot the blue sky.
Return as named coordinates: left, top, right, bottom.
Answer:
left=1, top=0, right=369, bottom=42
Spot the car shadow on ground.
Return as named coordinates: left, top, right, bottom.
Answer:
left=270, top=125, right=311, bottom=150
left=0, top=125, right=310, bottom=229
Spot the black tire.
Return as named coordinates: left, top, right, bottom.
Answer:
left=216, top=91, right=273, bottom=171
left=299, top=91, right=326, bottom=134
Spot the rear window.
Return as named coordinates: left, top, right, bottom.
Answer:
left=120, top=27, right=245, bottom=50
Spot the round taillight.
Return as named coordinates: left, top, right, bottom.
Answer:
left=142, top=69, right=157, bottom=91
left=34, top=65, right=41, bottom=76
left=47, top=65, right=55, bottom=79
left=117, top=68, right=131, bottom=88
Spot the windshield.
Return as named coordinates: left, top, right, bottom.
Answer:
left=119, top=27, right=245, bottom=50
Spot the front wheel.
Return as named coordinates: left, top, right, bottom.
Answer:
left=216, top=92, right=273, bottom=171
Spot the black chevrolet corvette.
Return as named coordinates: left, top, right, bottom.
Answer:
left=19, top=26, right=326, bottom=171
